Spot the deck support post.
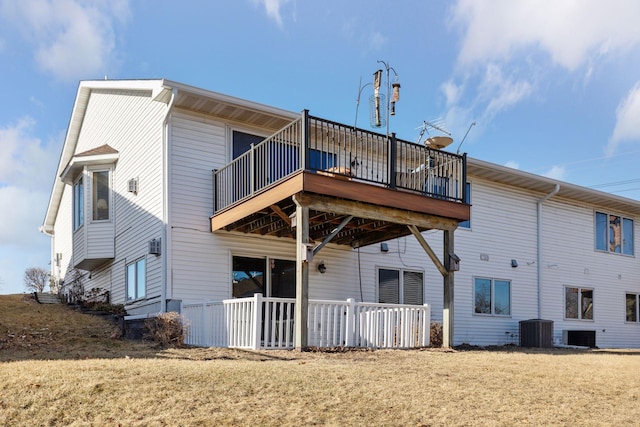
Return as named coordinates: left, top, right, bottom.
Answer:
left=443, top=229, right=455, bottom=348
left=293, top=196, right=309, bottom=350
left=408, top=225, right=456, bottom=348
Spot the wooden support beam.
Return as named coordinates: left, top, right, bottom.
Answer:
left=293, top=196, right=309, bottom=351
left=293, top=192, right=459, bottom=231
left=270, top=204, right=291, bottom=225
left=407, top=225, right=448, bottom=278
left=443, top=229, right=455, bottom=348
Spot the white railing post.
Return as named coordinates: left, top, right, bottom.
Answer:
left=249, top=143, right=255, bottom=196
left=252, top=293, right=263, bottom=350
left=424, top=303, right=431, bottom=347
left=345, top=298, right=355, bottom=347
left=200, top=302, right=206, bottom=347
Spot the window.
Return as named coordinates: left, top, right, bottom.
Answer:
left=378, top=268, right=424, bottom=305
left=474, top=278, right=511, bottom=316
left=92, top=170, right=110, bottom=221
left=459, top=182, right=471, bottom=229
left=233, top=130, right=264, bottom=159
left=73, top=175, right=84, bottom=231
left=626, top=293, right=639, bottom=322
left=232, top=256, right=295, bottom=298
left=126, top=258, right=146, bottom=301
left=565, top=287, right=593, bottom=320
left=595, top=212, right=634, bottom=255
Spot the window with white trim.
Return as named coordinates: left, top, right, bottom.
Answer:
left=126, top=257, right=146, bottom=301
left=459, top=182, right=471, bottom=229
left=92, top=170, right=110, bottom=221
left=73, top=175, right=84, bottom=231
left=474, top=277, right=511, bottom=316
left=232, top=255, right=295, bottom=299
left=565, top=287, right=593, bottom=320
left=595, top=212, right=634, bottom=255
left=378, top=268, right=424, bottom=305
left=626, top=293, right=639, bottom=322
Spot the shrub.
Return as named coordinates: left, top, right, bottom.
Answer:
left=430, top=322, right=443, bottom=348
left=144, top=312, right=189, bottom=348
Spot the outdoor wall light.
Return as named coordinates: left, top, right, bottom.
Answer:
left=380, top=242, right=389, bottom=252
left=511, top=259, right=518, bottom=268
left=317, top=262, right=327, bottom=274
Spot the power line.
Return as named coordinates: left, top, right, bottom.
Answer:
left=590, top=179, right=640, bottom=189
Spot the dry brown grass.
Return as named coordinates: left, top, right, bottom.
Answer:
left=1, top=294, right=640, bottom=426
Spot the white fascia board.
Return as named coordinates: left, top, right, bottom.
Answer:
left=42, top=80, right=166, bottom=232
left=60, top=152, right=120, bottom=184
left=162, top=79, right=299, bottom=120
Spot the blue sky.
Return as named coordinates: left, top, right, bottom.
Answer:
left=1, top=0, right=640, bottom=294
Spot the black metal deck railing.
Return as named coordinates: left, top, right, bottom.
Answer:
left=213, top=111, right=467, bottom=213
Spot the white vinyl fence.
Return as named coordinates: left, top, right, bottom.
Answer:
left=182, top=294, right=430, bottom=350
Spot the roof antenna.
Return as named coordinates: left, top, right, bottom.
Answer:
left=456, top=121, right=476, bottom=155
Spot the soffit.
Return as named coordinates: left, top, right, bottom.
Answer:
left=166, top=80, right=298, bottom=131
left=467, top=158, right=640, bottom=216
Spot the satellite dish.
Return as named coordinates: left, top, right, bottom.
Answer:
left=425, top=136, right=454, bottom=149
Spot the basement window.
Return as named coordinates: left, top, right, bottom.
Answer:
left=378, top=268, right=424, bottom=305
left=565, top=287, right=593, bottom=320
left=474, top=278, right=511, bottom=316
left=626, top=293, right=639, bottom=323
left=126, top=257, right=146, bottom=301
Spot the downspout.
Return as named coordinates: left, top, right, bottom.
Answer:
left=161, top=88, right=177, bottom=313
left=537, top=184, right=560, bottom=319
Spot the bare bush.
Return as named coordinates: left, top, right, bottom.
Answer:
left=430, top=322, right=443, bottom=347
left=144, top=312, right=189, bottom=348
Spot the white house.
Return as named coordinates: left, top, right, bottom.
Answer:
left=41, top=79, right=640, bottom=349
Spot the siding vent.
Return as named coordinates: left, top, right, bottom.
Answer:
left=128, top=178, right=138, bottom=194
left=148, top=238, right=161, bottom=256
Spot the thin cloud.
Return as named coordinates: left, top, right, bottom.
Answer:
left=443, top=0, right=640, bottom=149
left=0, top=0, right=130, bottom=81
left=252, top=0, right=294, bottom=28
left=0, top=117, right=58, bottom=189
left=607, top=82, right=640, bottom=156
left=542, top=165, right=567, bottom=181
left=478, top=64, right=533, bottom=120
left=451, top=0, right=640, bottom=71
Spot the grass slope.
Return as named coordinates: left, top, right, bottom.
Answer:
left=1, top=294, right=640, bottom=426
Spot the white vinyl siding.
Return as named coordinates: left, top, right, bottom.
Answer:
left=66, top=88, right=166, bottom=311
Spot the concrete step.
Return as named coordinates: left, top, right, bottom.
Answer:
left=35, top=292, right=61, bottom=304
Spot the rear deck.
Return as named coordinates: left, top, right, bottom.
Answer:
left=211, top=111, right=469, bottom=247
left=209, top=111, right=469, bottom=349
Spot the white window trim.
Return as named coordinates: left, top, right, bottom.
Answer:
left=72, top=173, right=84, bottom=232
left=459, top=180, right=472, bottom=230
left=230, top=253, right=297, bottom=298
left=472, top=276, right=512, bottom=317
left=594, top=211, right=634, bottom=257
left=126, top=257, right=147, bottom=302
left=625, top=292, right=640, bottom=323
left=376, top=266, right=425, bottom=305
left=227, top=126, right=270, bottom=163
left=88, top=166, right=114, bottom=224
left=564, top=286, right=594, bottom=321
